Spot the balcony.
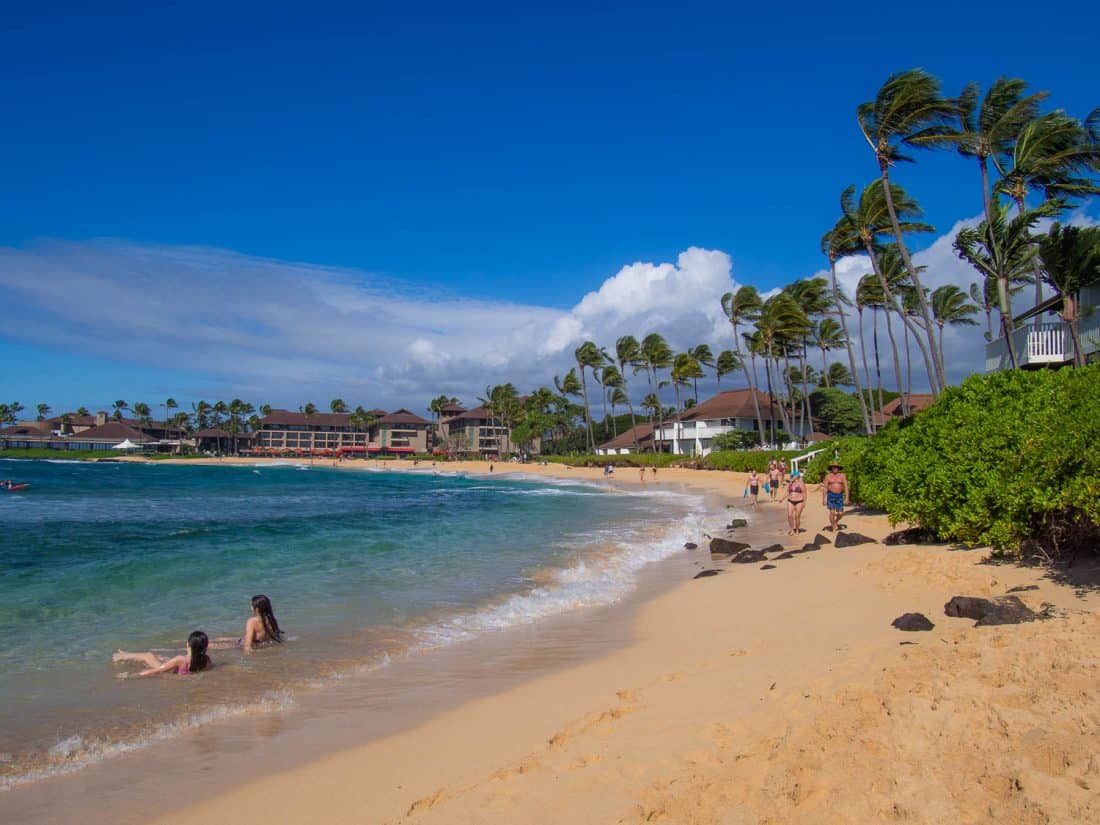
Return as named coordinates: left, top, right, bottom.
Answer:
left=985, top=322, right=1069, bottom=371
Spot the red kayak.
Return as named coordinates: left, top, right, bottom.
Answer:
left=2, top=484, right=29, bottom=492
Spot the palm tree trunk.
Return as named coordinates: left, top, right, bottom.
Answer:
left=763, top=358, right=778, bottom=445
left=578, top=370, right=595, bottom=452
left=883, top=308, right=908, bottom=414
left=879, top=164, right=946, bottom=394
left=902, top=317, right=914, bottom=397
left=872, top=308, right=886, bottom=421
left=996, top=277, right=1019, bottom=369
left=857, top=307, right=875, bottom=433
left=733, top=321, right=767, bottom=441
left=819, top=345, right=831, bottom=388
left=1063, top=298, right=1084, bottom=367
left=828, top=260, right=871, bottom=435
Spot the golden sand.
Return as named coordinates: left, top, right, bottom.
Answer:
left=128, top=459, right=1100, bottom=824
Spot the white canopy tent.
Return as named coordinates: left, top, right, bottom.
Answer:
left=111, top=439, right=143, bottom=450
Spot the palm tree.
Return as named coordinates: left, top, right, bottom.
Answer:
left=35, top=403, right=51, bottom=421
left=720, top=287, right=767, bottom=437
left=330, top=398, right=349, bottom=413
left=163, top=397, right=178, bottom=435
left=821, top=226, right=873, bottom=434
left=609, top=386, right=628, bottom=438
left=714, top=349, right=740, bottom=391
left=132, top=402, right=152, bottom=427
left=598, top=364, right=623, bottom=439
left=76, top=406, right=89, bottom=417
left=302, top=402, right=317, bottom=417
left=614, top=335, right=644, bottom=452
left=822, top=362, right=854, bottom=387
left=950, top=77, right=1048, bottom=221
left=754, top=294, right=805, bottom=441
left=995, top=109, right=1100, bottom=307
left=212, top=400, right=228, bottom=427
left=554, top=369, right=584, bottom=444
left=1038, top=223, right=1100, bottom=366
left=969, top=280, right=996, bottom=342
left=670, top=353, right=703, bottom=413
left=112, top=400, right=129, bottom=421
left=639, top=333, right=673, bottom=452
left=573, top=341, right=605, bottom=453
left=930, top=285, right=981, bottom=361
left=857, top=68, right=956, bottom=389
left=839, top=181, right=939, bottom=395
left=812, top=318, right=846, bottom=387
left=954, top=199, right=1062, bottom=368
left=688, top=344, right=714, bottom=404
left=192, top=400, right=211, bottom=430
left=783, top=278, right=828, bottom=435
left=857, top=274, right=888, bottom=420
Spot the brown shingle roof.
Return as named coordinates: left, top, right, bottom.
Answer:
left=440, top=403, right=466, bottom=413
left=262, top=410, right=355, bottom=427
left=675, top=389, right=780, bottom=422
left=377, top=408, right=430, bottom=425
left=0, top=422, right=53, bottom=436
left=71, top=422, right=152, bottom=442
left=879, top=394, right=935, bottom=418
left=598, top=423, right=654, bottom=451
left=192, top=428, right=232, bottom=438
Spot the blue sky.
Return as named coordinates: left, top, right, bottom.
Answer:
left=1, top=1, right=1097, bottom=413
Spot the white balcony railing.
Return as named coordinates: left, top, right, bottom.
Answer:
left=985, top=322, right=1068, bottom=371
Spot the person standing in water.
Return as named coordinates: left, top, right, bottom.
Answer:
left=241, top=594, right=284, bottom=651
left=113, top=631, right=212, bottom=677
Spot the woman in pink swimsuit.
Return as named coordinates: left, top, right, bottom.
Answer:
left=113, top=630, right=211, bottom=678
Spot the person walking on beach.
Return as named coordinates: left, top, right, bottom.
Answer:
left=786, top=471, right=806, bottom=535
left=823, top=462, right=849, bottom=532
left=767, top=460, right=781, bottom=501
left=639, top=466, right=646, bottom=482
left=113, top=631, right=212, bottom=678
left=747, top=469, right=760, bottom=508
left=778, top=458, right=788, bottom=485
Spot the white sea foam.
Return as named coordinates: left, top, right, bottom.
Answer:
left=411, top=504, right=707, bottom=649
left=0, top=691, right=296, bottom=792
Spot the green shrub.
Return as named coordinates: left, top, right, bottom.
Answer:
left=831, top=366, right=1100, bottom=555
left=703, top=448, right=811, bottom=473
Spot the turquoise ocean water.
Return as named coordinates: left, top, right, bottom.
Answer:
left=0, top=459, right=700, bottom=788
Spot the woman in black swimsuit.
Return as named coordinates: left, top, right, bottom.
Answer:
left=786, top=471, right=806, bottom=535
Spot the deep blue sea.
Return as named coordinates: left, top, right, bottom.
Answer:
left=0, top=459, right=700, bottom=788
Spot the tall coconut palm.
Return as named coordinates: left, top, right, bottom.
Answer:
left=822, top=362, right=854, bottom=388
left=720, top=287, right=766, bottom=437
left=640, top=333, right=673, bottom=452
left=839, top=181, right=940, bottom=395
left=969, top=280, right=996, bottom=342
left=330, top=398, right=349, bottom=414
left=715, top=349, right=740, bottom=391
left=573, top=341, right=605, bottom=453
left=812, top=318, right=846, bottom=387
left=783, top=278, right=828, bottom=434
left=598, top=364, right=624, bottom=439
left=688, top=344, right=714, bottom=403
left=857, top=68, right=957, bottom=389
left=954, top=199, right=1062, bottom=368
left=163, top=397, right=179, bottom=436
left=995, top=109, right=1100, bottom=307
left=950, top=77, right=1048, bottom=221
left=821, top=226, right=873, bottom=434
left=35, top=403, right=51, bottom=421
left=609, top=386, right=629, bottom=438
left=670, top=353, right=703, bottom=412
left=857, top=274, right=888, bottom=420
left=754, top=294, right=805, bottom=441
left=930, top=285, right=981, bottom=362
left=614, top=335, right=644, bottom=452
left=112, top=399, right=129, bottom=421
left=132, top=402, right=152, bottom=427
left=1038, top=223, right=1100, bottom=366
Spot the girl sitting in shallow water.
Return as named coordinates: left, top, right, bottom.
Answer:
left=113, top=630, right=212, bottom=678
left=240, top=594, right=284, bottom=651
left=210, top=594, right=286, bottom=652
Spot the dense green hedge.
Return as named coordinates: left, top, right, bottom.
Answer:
left=543, top=453, right=691, bottom=468
left=817, top=366, right=1100, bottom=555
left=703, top=449, right=813, bottom=473
left=0, top=448, right=129, bottom=460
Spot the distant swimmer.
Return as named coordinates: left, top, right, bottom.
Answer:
left=113, top=630, right=212, bottom=678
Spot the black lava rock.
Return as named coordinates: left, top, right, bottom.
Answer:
left=834, top=532, right=875, bottom=548
left=891, top=612, right=935, bottom=631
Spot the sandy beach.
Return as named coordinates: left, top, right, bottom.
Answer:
left=103, top=459, right=1099, bottom=825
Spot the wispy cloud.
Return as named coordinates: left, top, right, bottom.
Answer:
left=5, top=211, right=1086, bottom=407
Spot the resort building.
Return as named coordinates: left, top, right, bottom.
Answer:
left=595, top=423, right=654, bottom=455
left=0, top=420, right=154, bottom=451
left=252, top=409, right=429, bottom=456
left=986, top=280, right=1100, bottom=371
left=438, top=404, right=538, bottom=457
left=650, top=389, right=792, bottom=456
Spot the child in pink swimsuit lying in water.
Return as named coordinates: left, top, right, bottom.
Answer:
left=113, top=630, right=212, bottom=677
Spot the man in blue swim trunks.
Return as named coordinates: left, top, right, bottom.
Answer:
left=822, top=462, right=849, bottom=532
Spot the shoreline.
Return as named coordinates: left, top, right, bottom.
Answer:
left=0, top=460, right=756, bottom=822
left=5, top=460, right=1098, bottom=823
